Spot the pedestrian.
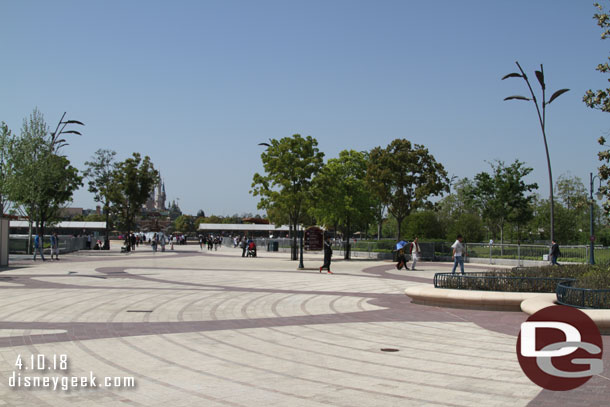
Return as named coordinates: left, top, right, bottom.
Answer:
left=409, top=237, right=421, bottom=270
left=241, top=236, right=247, bottom=257
left=396, top=245, right=409, bottom=270
left=451, top=234, right=466, bottom=274
left=160, top=233, right=166, bottom=252
left=86, top=234, right=92, bottom=250
left=50, top=231, right=60, bottom=260
left=550, top=239, right=561, bottom=266
left=130, top=233, right=136, bottom=251
left=199, top=235, right=204, bottom=250
left=33, top=233, right=45, bottom=261
left=151, top=234, right=158, bottom=252
left=319, top=236, right=333, bottom=274
left=170, top=235, right=174, bottom=250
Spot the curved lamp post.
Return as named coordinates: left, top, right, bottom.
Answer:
left=51, top=112, right=84, bottom=153
left=502, top=62, right=569, bottom=242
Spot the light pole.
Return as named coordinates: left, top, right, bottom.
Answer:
left=589, top=172, right=603, bottom=264
left=50, top=112, right=84, bottom=153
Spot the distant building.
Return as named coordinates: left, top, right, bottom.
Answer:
left=59, top=207, right=83, bottom=218
left=144, top=175, right=167, bottom=212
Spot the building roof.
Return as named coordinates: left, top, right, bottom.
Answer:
left=198, top=223, right=289, bottom=232
left=10, top=221, right=107, bottom=229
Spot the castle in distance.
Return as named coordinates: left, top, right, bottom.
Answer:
left=144, top=177, right=167, bottom=212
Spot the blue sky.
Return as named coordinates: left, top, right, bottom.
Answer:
left=1, top=0, right=608, bottom=215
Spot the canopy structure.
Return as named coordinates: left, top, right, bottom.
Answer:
left=198, top=223, right=289, bottom=232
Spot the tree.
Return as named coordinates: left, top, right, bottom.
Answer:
left=84, top=149, right=117, bottom=247
left=310, top=150, right=375, bottom=259
left=8, top=109, right=82, bottom=241
left=502, top=62, right=569, bottom=241
left=173, top=214, right=195, bottom=233
left=555, top=173, right=588, bottom=212
left=584, top=2, right=610, bottom=113
left=108, top=153, right=159, bottom=249
left=402, top=210, right=444, bottom=240
left=0, top=122, right=14, bottom=216
left=470, top=160, right=538, bottom=245
left=366, top=139, right=449, bottom=240
left=251, top=134, right=324, bottom=260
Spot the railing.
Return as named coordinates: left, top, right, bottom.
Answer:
left=434, top=272, right=576, bottom=293
left=9, top=235, right=88, bottom=254
left=220, top=237, right=603, bottom=264
left=556, top=280, right=610, bottom=309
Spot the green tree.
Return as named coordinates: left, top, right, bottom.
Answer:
left=251, top=134, right=324, bottom=260
left=108, top=153, right=159, bottom=249
left=366, top=139, right=449, bottom=240
left=173, top=214, right=195, bottom=233
left=470, top=160, right=538, bottom=244
left=447, top=213, right=485, bottom=243
left=310, top=150, right=375, bottom=258
left=584, top=2, right=610, bottom=113
left=402, top=210, right=445, bottom=240
left=84, top=149, right=117, bottom=246
left=0, top=122, right=15, bottom=216
left=555, top=173, right=588, bottom=211
left=8, top=109, right=82, bottom=240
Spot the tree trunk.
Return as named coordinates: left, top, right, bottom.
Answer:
left=344, top=220, right=350, bottom=260
left=396, top=216, right=404, bottom=241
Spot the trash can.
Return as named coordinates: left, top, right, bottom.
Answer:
left=269, top=241, right=278, bottom=252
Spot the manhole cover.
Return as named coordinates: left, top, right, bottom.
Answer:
left=126, top=310, right=153, bottom=313
left=380, top=348, right=399, bottom=352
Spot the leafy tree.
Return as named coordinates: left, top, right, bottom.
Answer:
left=366, top=139, right=449, bottom=240
left=0, top=122, right=14, bottom=216
left=108, top=153, right=159, bottom=249
left=446, top=213, right=485, bottom=243
left=310, top=150, right=375, bottom=258
left=173, top=214, right=195, bottom=233
left=8, top=109, right=82, bottom=240
left=584, top=2, right=610, bottom=113
left=402, top=210, right=445, bottom=240
left=194, top=216, right=206, bottom=229
left=84, top=149, right=117, bottom=246
left=555, top=173, right=588, bottom=211
left=251, top=134, right=324, bottom=260
left=470, top=160, right=538, bottom=244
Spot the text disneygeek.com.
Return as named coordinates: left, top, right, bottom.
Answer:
left=8, top=354, right=135, bottom=391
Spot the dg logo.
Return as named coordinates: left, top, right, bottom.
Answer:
left=517, top=305, right=604, bottom=391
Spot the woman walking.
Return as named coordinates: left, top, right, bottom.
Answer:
left=320, top=236, right=333, bottom=274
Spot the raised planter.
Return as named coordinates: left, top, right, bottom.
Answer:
left=556, top=281, right=610, bottom=309
left=405, top=285, right=543, bottom=311
left=434, top=272, right=576, bottom=293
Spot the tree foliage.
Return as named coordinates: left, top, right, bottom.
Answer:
left=251, top=134, right=324, bottom=259
left=366, top=139, right=449, bottom=240
left=108, top=153, right=159, bottom=240
left=84, top=149, right=117, bottom=242
left=469, top=160, right=537, bottom=243
left=584, top=2, right=610, bottom=112
left=8, top=109, right=82, bottom=237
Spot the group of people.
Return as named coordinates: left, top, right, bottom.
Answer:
left=32, top=232, right=60, bottom=261
left=238, top=237, right=257, bottom=257
left=199, top=234, right=222, bottom=250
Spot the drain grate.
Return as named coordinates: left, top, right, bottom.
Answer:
left=380, top=348, right=399, bottom=352
left=126, top=310, right=153, bottom=313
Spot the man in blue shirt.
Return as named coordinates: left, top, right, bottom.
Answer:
left=33, top=234, right=45, bottom=261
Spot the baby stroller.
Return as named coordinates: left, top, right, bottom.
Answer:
left=247, top=241, right=257, bottom=257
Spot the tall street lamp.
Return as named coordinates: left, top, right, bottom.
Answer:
left=51, top=112, right=84, bottom=153
left=589, top=172, right=603, bottom=264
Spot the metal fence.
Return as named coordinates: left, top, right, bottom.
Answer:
left=9, top=235, right=88, bottom=255
left=434, top=272, right=576, bottom=293
left=221, top=237, right=603, bottom=264
left=556, top=281, right=610, bottom=309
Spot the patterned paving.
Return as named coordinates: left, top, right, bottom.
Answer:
left=0, top=246, right=607, bottom=406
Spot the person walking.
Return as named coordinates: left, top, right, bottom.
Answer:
left=241, top=236, right=247, bottom=257
left=33, top=233, right=45, bottom=261
left=320, top=236, right=333, bottom=274
left=451, top=234, right=466, bottom=274
left=50, top=231, right=60, bottom=260
left=550, top=239, right=561, bottom=266
left=396, top=245, right=409, bottom=270
left=409, top=237, right=421, bottom=270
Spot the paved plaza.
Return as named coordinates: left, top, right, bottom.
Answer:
left=0, top=245, right=608, bottom=406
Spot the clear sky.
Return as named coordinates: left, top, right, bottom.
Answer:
left=1, top=0, right=608, bottom=216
